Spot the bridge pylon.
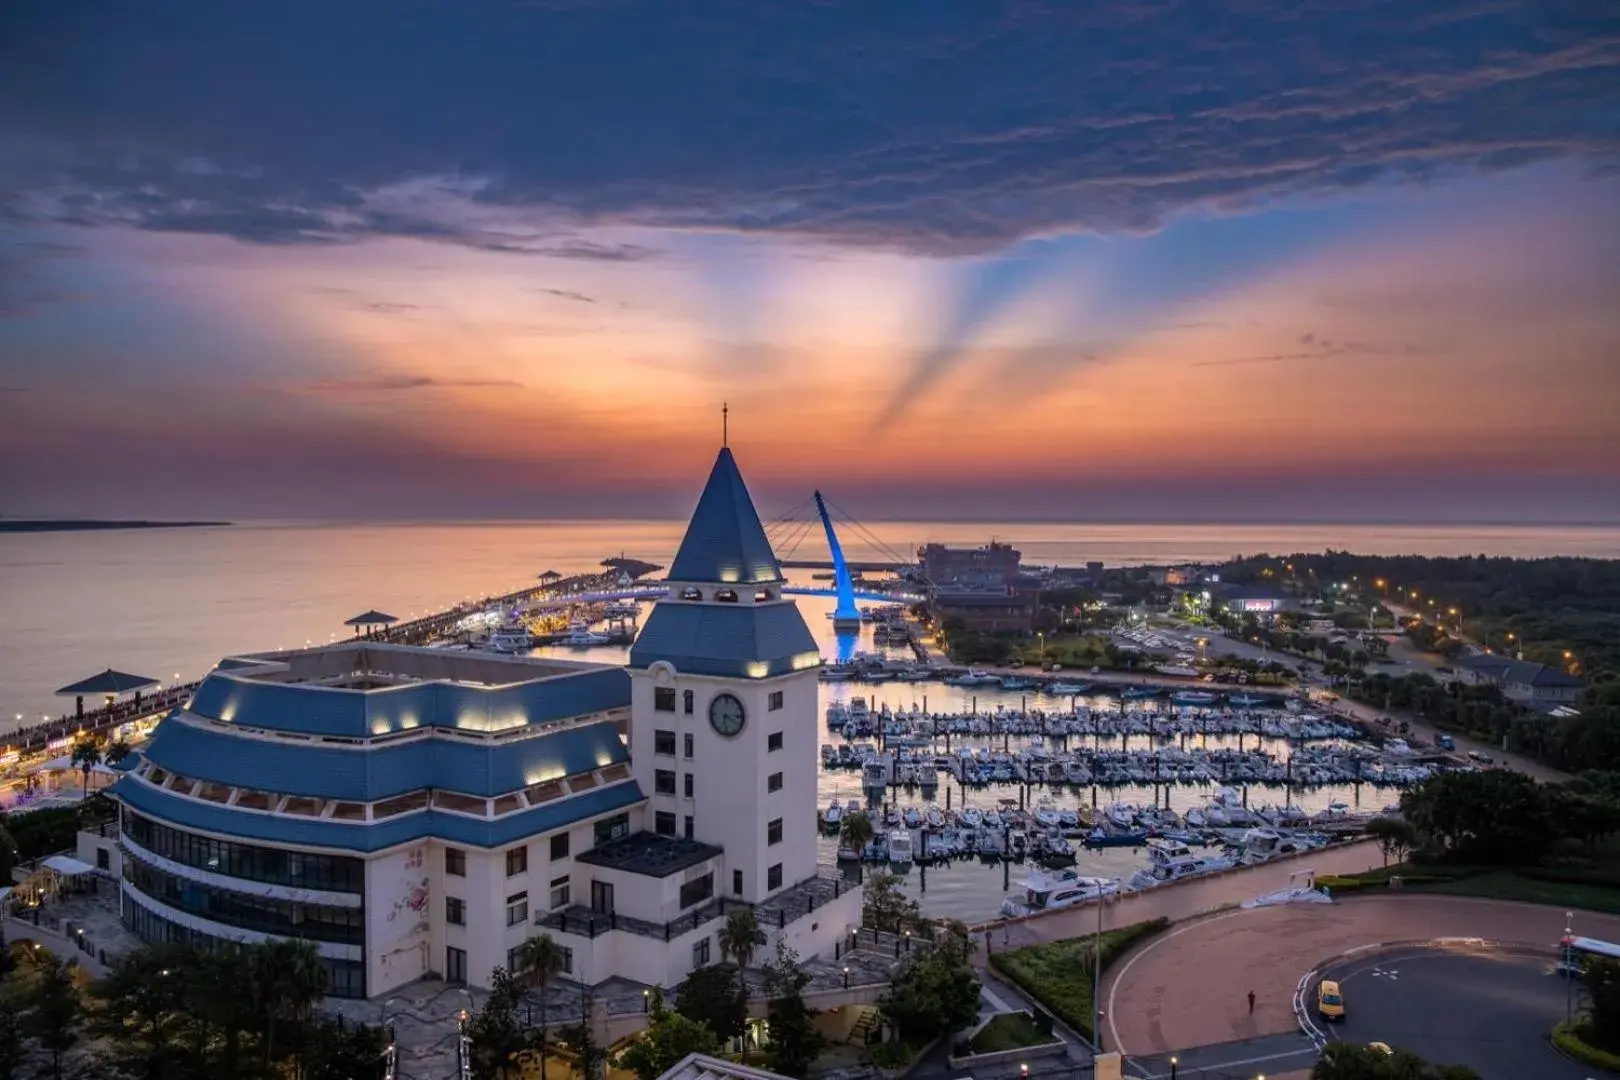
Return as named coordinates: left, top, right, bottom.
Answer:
left=813, top=490, right=862, bottom=631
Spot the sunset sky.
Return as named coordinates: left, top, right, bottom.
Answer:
left=2, top=2, right=1617, bottom=522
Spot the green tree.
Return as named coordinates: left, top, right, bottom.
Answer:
left=839, top=810, right=875, bottom=859
left=1400, top=770, right=1554, bottom=864
left=761, top=939, right=825, bottom=1078
left=23, top=953, right=82, bottom=1080
left=1580, top=954, right=1620, bottom=1052
left=515, top=933, right=566, bottom=1080
left=559, top=985, right=607, bottom=1080
left=90, top=944, right=192, bottom=1080
left=104, top=741, right=132, bottom=767
left=674, top=964, right=747, bottom=1045
left=863, top=872, right=920, bottom=934
left=1312, top=1041, right=1480, bottom=1079
left=878, top=922, right=979, bottom=1046
left=248, top=938, right=328, bottom=1067
left=184, top=945, right=260, bottom=1079
left=70, top=737, right=104, bottom=802
left=614, top=988, right=719, bottom=1080
left=298, top=1017, right=390, bottom=1080
left=1366, top=817, right=1418, bottom=868
left=719, top=909, right=765, bottom=1059
left=468, top=968, right=530, bottom=1080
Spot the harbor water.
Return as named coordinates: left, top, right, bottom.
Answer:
left=6, top=519, right=1614, bottom=920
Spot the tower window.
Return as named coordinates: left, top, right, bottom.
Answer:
left=655, top=770, right=676, bottom=796
left=654, top=730, right=676, bottom=755
left=683, top=690, right=694, bottom=715
left=754, top=589, right=775, bottom=602
left=654, top=687, right=676, bottom=712
left=767, top=818, right=783, bottom=845
left=768, top=691, right=784, bottom=711
left=768, top=863, right=783, bottom=890
left=768, top=731, right=783, bottom=752
left=715, top=589, right=739, bottom=603
left=768, top=772, right=783, bottom=792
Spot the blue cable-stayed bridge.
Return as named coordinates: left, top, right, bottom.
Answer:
left=511, top=492, right=921, bottom=612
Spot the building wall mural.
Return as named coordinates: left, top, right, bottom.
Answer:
left=370, top=843, right=430, bottom=988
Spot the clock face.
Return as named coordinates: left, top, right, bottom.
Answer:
left=708, top=693, right=746, bottom=737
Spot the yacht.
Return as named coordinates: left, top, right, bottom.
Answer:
left=887, top=830, right=915, bottom=870
left=1032, top=800, right=1060, bottom=828
left=560, top=624, right=610, bottom=647
left=1126, top=837, right=1235, bottom=890
left=824, top=801, right=843, bottom=831
left=1172, top=691, right=1218, bottom=707
left=487, top=624, right=533, bottom=653
left=1047, top=681, right=1089, bottom=696
left=819, top=667, right=853, bottom=682
left=862, top=760, right=890, bottom=797
left=959, top=806, right=984, bottom=829
left=902, top=806, right=923, bottom=829
left=1000, top=868, right=1118, bottom=917
left=925, top=805, right=946, bottom=829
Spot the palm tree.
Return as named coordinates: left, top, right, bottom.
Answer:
left=249, top=939, right=328, bottom=1066
left=70, top=737, right=104, bottom=802
left=104, top=740, right=132, bottom=767
left=516, top=933, right=566, bottom=1080
left=840, top=810, right=874, bottom=859
left=719, top=910, right=764, bottom=1061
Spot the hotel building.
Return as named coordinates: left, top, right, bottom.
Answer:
left=110, top=447, right=862, bottom=998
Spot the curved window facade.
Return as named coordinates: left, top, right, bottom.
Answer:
left=123, top=856, right=365, bottom=945
left=121, top=893, right=366, bottom=999
left=123, top=811, right=364, bottom=893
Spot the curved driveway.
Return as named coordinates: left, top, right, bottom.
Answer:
left=1101, top=894, right=1620, bottom=1055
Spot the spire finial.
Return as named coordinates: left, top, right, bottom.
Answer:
left=722, top=401, right=729, bottom=448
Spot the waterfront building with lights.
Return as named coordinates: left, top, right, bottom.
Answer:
left=108, top=446, right=861, bottom=998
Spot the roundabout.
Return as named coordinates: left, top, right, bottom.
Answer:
left=1308, top=942, right=1589, bottom=1079
left=1100, top=894, right=1620, bottom=1080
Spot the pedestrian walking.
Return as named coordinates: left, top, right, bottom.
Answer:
left=1247, top=989, right=1256, bottom=1014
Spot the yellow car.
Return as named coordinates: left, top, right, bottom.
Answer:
left=1317, top=979, right=1346, bottom=1021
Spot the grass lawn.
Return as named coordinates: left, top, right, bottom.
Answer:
left=1406, top=870, right=1620, bottom=914
left=967, top=1012, right=1053, bottom=1054
left=1322, top=863, right=1620, bottom=915
left=988, top=918, right=1168, bottom=1043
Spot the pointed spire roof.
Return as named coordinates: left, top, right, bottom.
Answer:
left=668, top=448, right=784, bottom=585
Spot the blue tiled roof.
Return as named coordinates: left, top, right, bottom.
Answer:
left=140, top=718, right=629, bottom=800
left=112, top=774, right=645, bottom=852
left=667, top=448, right=783, bottom=585
left=186, top=666, right=630, bottom=739
left=629, top=601, right=817, bottom=678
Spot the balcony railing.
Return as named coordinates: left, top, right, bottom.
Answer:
left=536, top=866, right=853, bottom=941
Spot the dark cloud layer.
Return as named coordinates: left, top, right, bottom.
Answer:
left=0, top=1, right=1615, bottom=255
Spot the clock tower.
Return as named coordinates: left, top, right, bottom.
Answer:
left=627, top=446, right=821, bottom=904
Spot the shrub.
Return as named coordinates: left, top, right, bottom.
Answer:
left=1553, top=1020, right=1620, bottom=1073
left=988, top=918, right=1168, bottom=1044
left=868, top=1040, right=914, bottom=1070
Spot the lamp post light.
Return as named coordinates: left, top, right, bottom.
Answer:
left=1169, top=1055, right=1178, bottom=1080
left=842, top=966, right=849, bottom=990
left=1566, top=911, right=1576, bottom=1024
left=643, top=989, right=651, bottom=1013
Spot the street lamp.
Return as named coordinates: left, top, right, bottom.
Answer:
left=1566, top=911, right=1576, bottom=1024
left=1169, top=1055, right=1178, bottom=1080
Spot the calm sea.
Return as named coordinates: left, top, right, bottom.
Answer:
left=5, top=518, right=1616, bottom=920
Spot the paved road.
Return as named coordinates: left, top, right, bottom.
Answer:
left=1324, top=945, right=1589, bottom=1080
left=1101, top=894, right=1620, bottom=1058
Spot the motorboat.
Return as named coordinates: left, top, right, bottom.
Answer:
left=887, top=830, right=915, bottom=870
left=487, top=624, right=533, bottom=653
left=1126, top=837, right=1236, bottom=890
left=925, top=805, right=946, bottom=829
left=1172, top=691, right=1218, bottom=707
left=1000, top=868, right=1119, bottom=917
left=1033, top=800, right=1060, bottom=828
left=1120, top=687, right=1160, bottom=700
left=902, top=806, right=923, bottom=829
left=959, top=806, right=984, bottom=829
left=1047, top=682, right=1090, bottom=696
left=560, top=625, right=610, bottom=647
left=1085, top=826, right=1149, bottom=849
left=862, top=760, right=890, bottom=796
left=824, top=801, right=843, bottom=831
